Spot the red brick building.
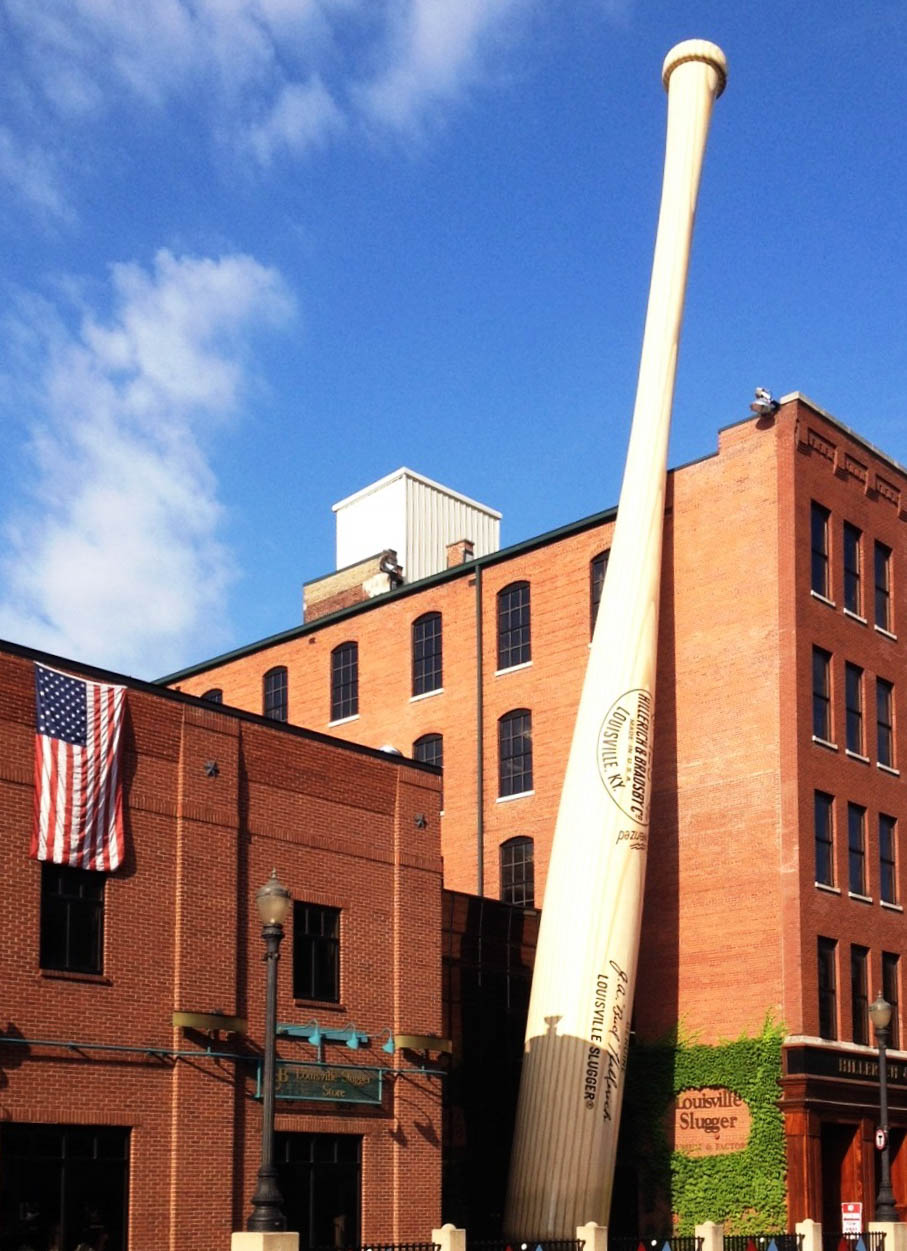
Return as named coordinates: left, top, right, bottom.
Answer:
left=0, top=640, right=443, bottom=1251
left=165, top=393, right=907, bottom=1227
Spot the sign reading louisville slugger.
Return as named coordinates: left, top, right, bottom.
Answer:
left=505, top=41, right=727, bottom=1237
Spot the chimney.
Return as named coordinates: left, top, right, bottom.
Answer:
left=446, top=538, right=475, bottom=568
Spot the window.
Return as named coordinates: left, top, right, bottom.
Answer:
left=880, top=813, right=897, bottom=905
left=292, top=903, right=340, bottom=1002
left=500, top=837, right=534, bottom=907
left=590, top=550, right=610, bottom=636
left=202, top=688, right=223, bottom=703
left=498, top=709, right=533, bottom=797
left=843, top=521, right=862, bottom=614
left=818, top=937, right=837, bottom=1040
left=413, top=733, right=443, bottom=807
left=811, top=502, right=830, bottom=597
left=883, top=952, right=900, bottom=1048
left=848, top=803, right=866, bottom=895
left=412, top=613, right=442, bottom=696
left=851, top=944, right=869, bottom=1045
left=877, top=678, right=894, bottom=768
left=497, top=582, right=531, bottom=669
left=40, top=863, right=105, bottom=974
left=814, top=791, right=834, bottom=886
left=330, top=642, right=358, bottom=721
left=263, top=666, right=288, bottom=722
left=812, top=647, right=832, bottom=741
left=845, top=662, right=863, bottom=754
left=275, top=1132, right=361, bottom=1250
left=875, top=541, right=892, bottom=631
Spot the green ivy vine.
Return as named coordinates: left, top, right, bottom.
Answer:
left=622, top=1017, right=786, bottom=1234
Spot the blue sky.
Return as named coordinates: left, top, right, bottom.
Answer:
left=1, top=1, right=904, bottom=679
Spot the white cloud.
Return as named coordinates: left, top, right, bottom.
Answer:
left=0, top=250, right=295, bottom=678
left=245, top=78, right=346, bottom=165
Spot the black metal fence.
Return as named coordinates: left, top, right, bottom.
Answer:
left=326, top=1243, right=441, bottom=1251
left=725, top=1236, right=802, bottom=1251
left=822, top=1236, right=886, bottom=1251
left=470, top=1240, right=585, bottom=1251
left=608, top=1237, right=703, bottom=1251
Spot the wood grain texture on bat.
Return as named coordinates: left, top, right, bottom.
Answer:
left=504, top=40, right=727, bottom=1238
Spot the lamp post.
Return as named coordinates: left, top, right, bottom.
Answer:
left=248, top=869, right=292, bottom=1232
left=869, top=992, right=897, bottom=1222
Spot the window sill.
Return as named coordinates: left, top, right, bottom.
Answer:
left=810, top=590, right=836, bottom=608
left=881, top=900, right=904, bottom=913
left=843, top=608, right=867, bottom=626
left=292, top=998, right=346, bottom=1012
left=845, top=749, right=870, bottom=764
left=875, top=625, right=898, bottom=641
left=812, top=735, right=838, bottom=752
left=495, top=660, right=532, bottom=677
left=410, top=687, right=443, bottom=703
left=496, top=790, right=535, bottom=803
left=848, top=892, right=873, bottom=905
left=878, top=762, right=900, bottom=777
left=328, top=713, right=359, bottom=728
left=815, top=882, right=841, bottom=895
left=39, top=968, right=111, bottom=985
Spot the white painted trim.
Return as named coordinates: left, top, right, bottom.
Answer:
left=410, top=687, right=444, bottom=704
left=495, top=661, right=533, bottom=678
left=496, top=790, right=535, bottom=804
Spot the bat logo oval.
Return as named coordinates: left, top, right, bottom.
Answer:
left=596, top=687, right=653, bottom=827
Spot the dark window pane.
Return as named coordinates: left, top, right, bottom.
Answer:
left=263, top=667, right=288, bottom=722
left=845, top=663, right=863, bottom=754
left=292, top=903, right=340, bottom=1002
left=498, top=709, right=533, bottom=797
left=812, top=647, right=831, bottom=741
left=413, top=733, right=443, bottom=807
left=330, top=642, right=358, bottom=721
left=818, top=937, right=837, bottom=1040
left=875, top=541, right=892, bottom=631
left=201, top=688, right=222, bottom=703
left=497, top=582, right=531, bottom=670
left=843, top=521, right=862, bottom=614
left=851, top=945, right=868, bottom=1045
left=40, top=863, right=105, bottom=975
left=848, top=803, right=866, bottom=895
left=883, top=953, right=900, bottom=1049
left=877, top=677, right=894, bottom=768
left=814, top=791, right=834, bottom=886
left=811, top=503, right=830, bottom=597
left=412, top=613, right=442, bottom=696
left=590, top=550, right=610, bottom=637
left=880, top=814, right=897, bottom=905
left=500, top=837, right=534, bottom=907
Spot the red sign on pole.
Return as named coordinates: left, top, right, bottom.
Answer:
left=842, top=1202, right=862, bottom=1234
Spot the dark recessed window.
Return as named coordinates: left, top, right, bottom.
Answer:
left=851, top=944, right=869, bottom=1046
left=590, top=550, right=610, bottom=637
left=843, top=521, right=862, bottom=615
left=412, top=613, right=442, bottom=696
left=883, top=952, right=900, bottom=1049
left=498, top=709, right=533, bottom=797
left=877, top=677, right=894, bottom=768
left=202, top=688, right=223, bottom=704
left=40, top=863, right=105, bottom=974
left=814, top=791, right=834, bottom=887
left=497, top=582, right=531, bottom=670
left=811, top=503, right=830, bottom=598
left=812, top=647, right=832, bottom=741
left=845, top=662, right=863, bottom=754
left=263, top=666, right=288, bottom=722
left=818, top=936, right=837, bottom=1040
left=848, top=802, right=866, bottom=895
left=330, top=642, right=358, bottom=721
left=293, top=902, right=340, bottom=1002
left=413, top=733, right=443, bottom=807
left=500, top=837, right=534, bottom=908
left=880, top=813, right=897, bottom=905
left=875, top=541, right=892, bottom=632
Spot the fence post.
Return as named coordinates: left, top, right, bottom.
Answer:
left=870, top=1221, right=907, bottom=1251
left=577, top=1221, right=607, bottom=1251
left=433, top=1221, right=467, bottom=1251
left=796, top=1218, right=822, bottom=1251
left=696, top=1221, right=723, bottom=1251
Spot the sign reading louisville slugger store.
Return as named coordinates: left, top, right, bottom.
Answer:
left=667, top=1087, right=751, bottom=1156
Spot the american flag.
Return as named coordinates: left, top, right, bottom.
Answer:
left=32, top=663, right=126, bottom=871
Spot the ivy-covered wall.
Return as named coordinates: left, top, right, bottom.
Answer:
left=622, top=1019, right=787, bottom=1233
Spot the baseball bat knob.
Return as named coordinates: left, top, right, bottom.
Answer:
left=662, top=39, right=728, bottom=96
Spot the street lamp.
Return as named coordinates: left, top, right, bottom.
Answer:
left=869, top=993, right=897, bottom=1222
left=248, top=869, right=292, bottom=1232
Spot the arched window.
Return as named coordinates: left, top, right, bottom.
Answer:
left=497, top=581, right=531, bottom=670
left=412, top=612, right=442, bottom=696
left=201, top=688, right=222, bottom=704
left=414, top=732, right=443, bottom=808
left=500, top=836, right=534, bottom=907
left=498, top=708, right=532, bottom=797
left=330, top=642, right=359, bottom=721
left=590, top=549, right=610, bottom=636
left=263, top=666, right=288, bottom=722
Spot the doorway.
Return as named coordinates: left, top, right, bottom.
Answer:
left=275, top=1132, right=361, bottom=1249
left=821, top=1122, right=860, bottom=1230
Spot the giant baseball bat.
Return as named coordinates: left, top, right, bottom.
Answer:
left=505, top=40, right=727, bottom=1237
